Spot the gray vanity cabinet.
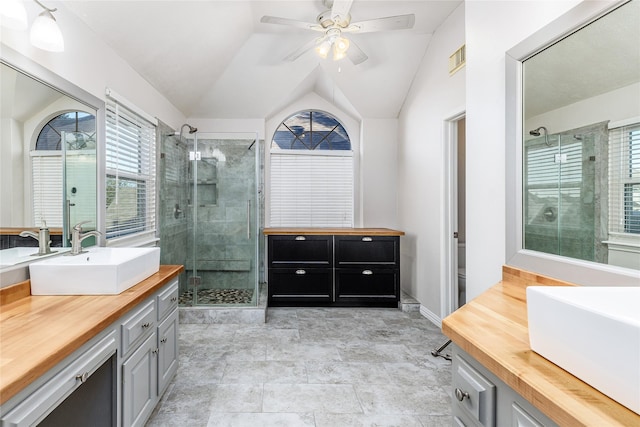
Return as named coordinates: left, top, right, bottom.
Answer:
left=452, top=345, right=558, bottom=427
left=121, top=279, right=179, bottom=427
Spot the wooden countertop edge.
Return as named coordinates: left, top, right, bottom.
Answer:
left=0, top=227, right=64, bottom=235
left=442, top=266, right=639, bottom=427
left=262, top=227, right=405, bottom=236
left=0, top=265, right=184, bottom=406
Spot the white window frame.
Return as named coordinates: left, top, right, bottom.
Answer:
left=104, top=90, right=157, bottom=247
left=268, top=110, right=354, bottom=228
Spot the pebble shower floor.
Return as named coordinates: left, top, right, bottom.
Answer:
left=178, top=289, right=254, bottom=306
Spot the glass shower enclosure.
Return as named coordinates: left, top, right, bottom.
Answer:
left=523, top=126, right=607, bottom=263
left=159, top=131, right=260, bottom=307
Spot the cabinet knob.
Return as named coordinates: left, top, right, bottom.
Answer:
left=75, top=372, right=89, bottom=383
left=362, top=270, right=373, bottom=275
left=152, top=348, right=159, bottom=355
left=295, top=236, right=306, bottom=241
left=295, top=269, right=306, bottom=275
left=362, top=237, right=373, bottom=242
left=141, top=322, right=151, bottom=329
left=454, top=388, right=470, bottom=402
left=160, top=337, right=167, bottom=344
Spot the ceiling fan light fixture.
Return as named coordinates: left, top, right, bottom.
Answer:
left=332, top=36, right=350, bottom=61
left=315, top=39, right=332, bottom=59
left=30, top=1, right=64, bottom=52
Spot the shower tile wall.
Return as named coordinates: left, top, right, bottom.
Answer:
left=187, top=139, right=256, bottom=291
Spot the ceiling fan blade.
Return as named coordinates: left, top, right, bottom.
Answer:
left=284, top=37, right=323, bottom=62
left=345, top=14, right=415, bottom=34
left=347, top=39, right=368, bottom=65
left=260, top=16, right=323, bottom=31
left=331, top=0, right=354, bottom=24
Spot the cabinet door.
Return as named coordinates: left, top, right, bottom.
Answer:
left=268, top=268, right=333, bottom=305
left=335, top=236, right=399, bottom=266
left=268, top=235, right=333, bottom=267
left=335, top=268, right=399, bottom=306
left=122, top=333, right=158, bottom=427
left=157, top=309, right=178, bottom=396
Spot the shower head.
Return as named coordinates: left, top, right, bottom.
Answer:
left=529, top=126, right=547, bottom=137
left=178, top=123, right=198, bottom=142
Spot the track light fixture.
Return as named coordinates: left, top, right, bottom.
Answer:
left=0, top=0, right=65, bottom=52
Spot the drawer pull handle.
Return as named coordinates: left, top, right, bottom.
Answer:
left=454, top=388, right=470, bottom=402
left=141, top=322, right=151, bottom=329
left=76, top=372, right=89, bottom=383
left=295, top=236, right=306, bottom=241
left=362, top=270, right=373, bottom=275
left=362, top=237, right=373, bottom=242
left=295, top=269, right=306, bottom=275
left=160, top=337, right=167, bottom=344
left=170, top=296, right=177, bottom=302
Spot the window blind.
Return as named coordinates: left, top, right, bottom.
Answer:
left=270, top=151, right=353, bottom=227
left=105, top=98, right=156, bottom=240
left=609, top=123, right=640, bottom=234
left=31, top=152, right=63, bottom=227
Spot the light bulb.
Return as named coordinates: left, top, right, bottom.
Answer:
left=332, top=37, right=350, bottom=61
left=30, top=9, right=64, bottom=52
left=0, top=0, right=28, bottom=30
left=315, top=40, right=331, bottom=59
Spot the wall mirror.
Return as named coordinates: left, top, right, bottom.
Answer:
left=0, top=47, right=104, bottom=271
left=506, top=0, right=640, bottom=284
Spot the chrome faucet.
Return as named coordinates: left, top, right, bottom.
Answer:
left=19, top=223, right=55, bottom=256
left=69, top=221, right=101, bottom=255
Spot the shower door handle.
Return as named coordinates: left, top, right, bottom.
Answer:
left=247, top=200, right=251, bottom=240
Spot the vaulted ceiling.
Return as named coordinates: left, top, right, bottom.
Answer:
left=63, top=0, right=462, bottom=120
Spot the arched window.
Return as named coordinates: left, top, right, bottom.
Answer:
left=32, top=111, right=96, bottom=227
left=270, top=110, right=354, bottom=227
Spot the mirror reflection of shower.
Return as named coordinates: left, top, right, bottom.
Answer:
left=529, top=126, right=551, bottom=146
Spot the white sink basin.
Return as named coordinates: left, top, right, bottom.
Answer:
left=29, top=247, right=160, bottom=295
left=527, top=286, right=640, bottom=415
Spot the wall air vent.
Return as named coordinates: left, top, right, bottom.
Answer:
left=449, top=44, right=466, bottom=75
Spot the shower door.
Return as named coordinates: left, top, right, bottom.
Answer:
left=524, top=133, right=597, bottom=261
left=186, top=133, right=259, bottom=306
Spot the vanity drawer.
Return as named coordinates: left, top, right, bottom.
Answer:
left=335, top=268, right=398, bottom=301
left=335, top=235, right=399, bottom=266
left=268, top=267, right=332, bottom=305
left=121, top=299, right=156, bottom=357
left=2, top=330, right=117, bottom=427
left=453, top=353, right=496, bottom=427
left=268, top=235, right=333, bottom=266
left=156, top=279, right=179, bottom=321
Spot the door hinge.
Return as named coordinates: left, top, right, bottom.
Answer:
left=453, top=232, right=459, bottom=239
left=189, top=276, right=201, bottom=287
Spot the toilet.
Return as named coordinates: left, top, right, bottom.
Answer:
left=458, top=243, right=466, bottom=306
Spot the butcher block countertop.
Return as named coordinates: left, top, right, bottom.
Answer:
left=263, top=227, right=405, bottom=236
left=0, top=265, right=183, bottom=405
left=442, top=266, right=639, bottom=427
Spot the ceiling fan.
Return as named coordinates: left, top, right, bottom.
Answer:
left=260, top=0, right=415, bottom=65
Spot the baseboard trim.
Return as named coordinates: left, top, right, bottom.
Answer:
left=420, top=305, right=442, bottom=328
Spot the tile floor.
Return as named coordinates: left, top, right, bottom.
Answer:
left=146, top=307, right=453, bottom=426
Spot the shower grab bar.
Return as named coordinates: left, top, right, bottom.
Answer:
left=247, top=200, right=251, bottom=240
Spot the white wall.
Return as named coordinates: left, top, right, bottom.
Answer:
left=361, top=119, right=398, bottom=228
left=526, top=82, right=640, bottom=135
left=0, top=2, right=184, bottom=129
left=465, top=0, right=580, bottom=302
left=397, top=3, right=465, bottom=318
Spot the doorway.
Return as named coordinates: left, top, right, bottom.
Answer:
left=442, top=113, right=466, bottom=319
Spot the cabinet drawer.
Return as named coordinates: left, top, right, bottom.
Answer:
left=335, top=268, right=398, bottom=301
left=156, top=279, right=179, bottom=321
left=335, top=236, right=398, bottom=266
left=268, top=235, right=332, bottom=266
left=121, top=299, right=156, bottom=357
left=453, top=354, right=496, bottom=427
left=268, top=268, right=332, bottom=303
left=2, top=331, right=117, bottom=427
